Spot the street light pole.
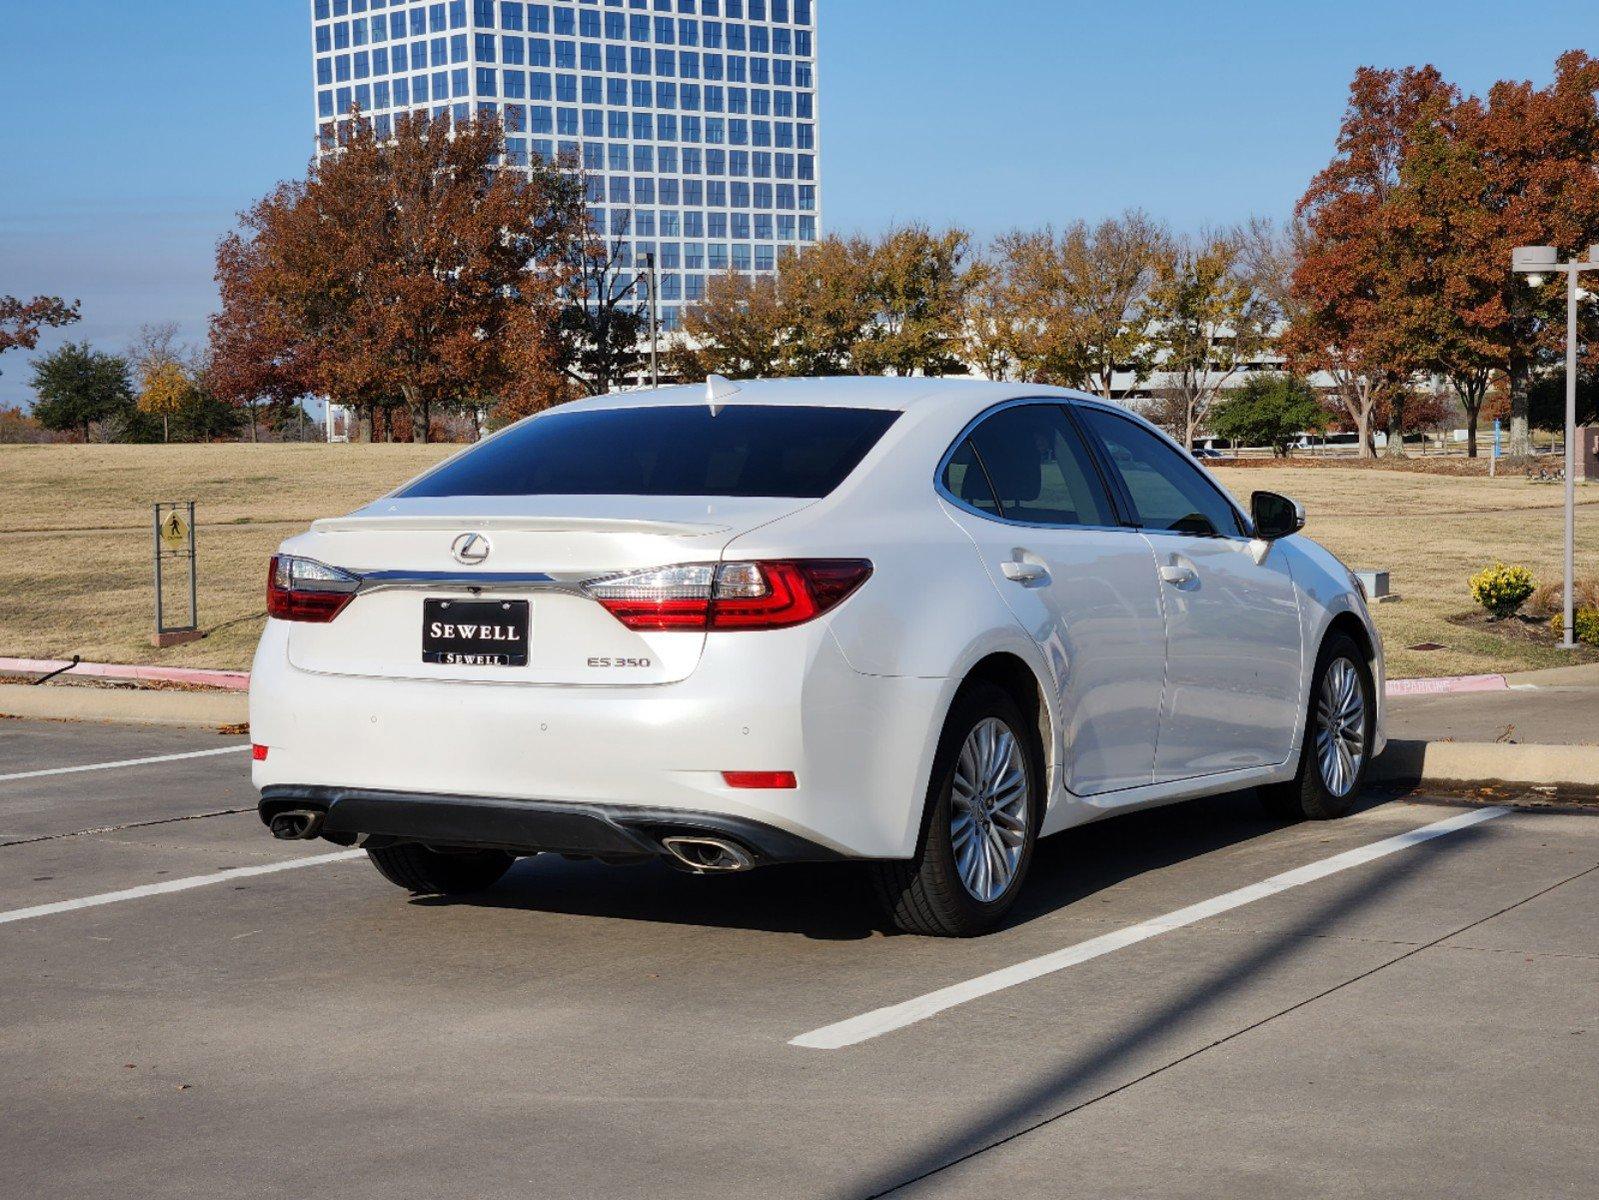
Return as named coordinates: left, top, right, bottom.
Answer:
left=644, top=251, right=659, bottom=389
left=1512, top=244, right=1596, bottom=650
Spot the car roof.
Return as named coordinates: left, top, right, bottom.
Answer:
left=555, top=376, right=1103, bottom=419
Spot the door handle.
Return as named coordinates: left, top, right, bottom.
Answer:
left=1001, top=560, right=1048, bottom=584
left=1159, top=563, right=1197, bottom=586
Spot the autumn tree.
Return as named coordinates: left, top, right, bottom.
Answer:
left=28, top=342, right=134, bottom=442
left=137, top=359, right=191, bottom=443
left=1289, top=66, right=1456, bottom=458
left=211, top=111, right=580, bottom=443
left=854, top=225, right=977, bottom=377
left=1454, top=51, right=1599, bottom=457
left=961, top=250, right=1026, bottom=381
left=779, top=235, right=875, bottom=375
left=0, top=295, right=80, bottom=375
left=672, top=270, right=789, bottom=379
left=992, top=211, right=1170, bottom=396
left=1145, top=229, right=1275, bottom=449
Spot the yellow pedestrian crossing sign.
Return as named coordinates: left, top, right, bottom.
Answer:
left=159, top=509, right=189, bottom=551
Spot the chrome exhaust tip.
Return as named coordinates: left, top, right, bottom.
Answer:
left=660, top=835, right=755, bottom=874
left=268, top=808, right=326, bottom=841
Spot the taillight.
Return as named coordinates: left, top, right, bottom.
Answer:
left=267, top=555, right=360, bottom=623
left=583, top=560, right=872, bottom=632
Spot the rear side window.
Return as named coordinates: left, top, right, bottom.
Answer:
left=398, top=405, right=899, bottom=499
left=941, top=439, right=1002, bottom=517
left=958, top=404, right=1115, bottom=527
left=1077, top=406, right=1245, bottom=537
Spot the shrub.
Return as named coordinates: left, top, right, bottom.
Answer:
left=1528, top=577, right=1599, bottom=617
left=1549, top=606, right=1599, bottom=647
left=1469, top=563, right=1537, bottom=618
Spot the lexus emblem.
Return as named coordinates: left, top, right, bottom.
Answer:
left=451, top=532, right=491, bottom=565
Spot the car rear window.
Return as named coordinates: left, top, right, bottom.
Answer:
left=397, top=405, right=900, bottom=499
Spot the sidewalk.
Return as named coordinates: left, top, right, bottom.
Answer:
left=1385, top=662, right=1599, bottom=746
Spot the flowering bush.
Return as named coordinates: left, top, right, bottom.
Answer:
left=1469, top=563, right=1536, bottom=619
left=1549, top=606, right=1599, bottom=647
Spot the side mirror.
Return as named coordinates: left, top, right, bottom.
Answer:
left=1251, top=491, right=1305, bottom=541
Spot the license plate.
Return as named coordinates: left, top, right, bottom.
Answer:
left=422, top=598, right=529, bottom=667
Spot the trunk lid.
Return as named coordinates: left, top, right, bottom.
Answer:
left=282, top=495, right=810, bottom=685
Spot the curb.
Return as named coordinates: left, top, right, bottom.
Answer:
left=0, top=657, right=250, bottom=691
left=0, top=683, right=247, bottom=729
left=1372, top=739, right=1599, bottom=789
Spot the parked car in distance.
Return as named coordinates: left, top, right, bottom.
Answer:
left=1191, top=446, right=1226, bottom=459
left=251, top=377, right=1384, bottom=936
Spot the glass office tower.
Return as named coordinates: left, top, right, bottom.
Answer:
left=310, top=0, right=821, bottom=330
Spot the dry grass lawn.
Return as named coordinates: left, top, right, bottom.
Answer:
left=0, top=443, right=1594, bottom=678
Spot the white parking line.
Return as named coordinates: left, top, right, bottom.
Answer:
left=0, top=745, right=247, bottom=783
left=791, top=805, right=1511, bottom=1050
left=0, top=850, right=365, bottom=927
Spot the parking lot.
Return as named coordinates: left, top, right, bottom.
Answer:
left=3, top=717, right=1596, bottom=1199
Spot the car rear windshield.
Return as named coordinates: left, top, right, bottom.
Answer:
left=397, top=405, right=900, bottom=499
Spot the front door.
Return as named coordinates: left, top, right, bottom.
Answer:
left=941, top=403, right=1167, bottom=796
left=1075, top=405, right=1304, bottom=781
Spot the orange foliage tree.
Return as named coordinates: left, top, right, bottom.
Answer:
left=210, top=112, right=581, bottom=442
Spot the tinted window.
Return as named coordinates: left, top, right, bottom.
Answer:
left=963, top=405, right=1115, bottom=527
left=399, top=405, right=899, bottom=499
left=1077, top=407, right=1244, bottom=537
left=941, top=439, right=1001, bottom=517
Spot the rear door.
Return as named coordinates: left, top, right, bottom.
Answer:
left=1074, top=404, right=1304, bottom=780
left=940, top=403, right=1167, bottom=796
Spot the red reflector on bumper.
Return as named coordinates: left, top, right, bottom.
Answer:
left=721, top=770, right=796, bottom=789
left=251, top=744, right=268, bottom=762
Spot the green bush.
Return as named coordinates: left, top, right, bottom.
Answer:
left=1469, top=563, right=1537, bottom=618
left=1549, top=606, right=1599, bottom=647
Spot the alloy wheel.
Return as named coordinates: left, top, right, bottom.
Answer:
left=1315, top=657, right=1366, bottom=798
left=950, top=717, right=1030, bottom=903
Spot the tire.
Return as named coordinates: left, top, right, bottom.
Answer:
left=870, top=682, right=1043, bottom=937
left=1259, top=632, right=1374, bottom=822
left=366, top=843, right=517, bottom=896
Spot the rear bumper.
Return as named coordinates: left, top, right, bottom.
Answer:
left=260, top=785, right=844, bottom=865
left=249, top=619, right=949, bottom=859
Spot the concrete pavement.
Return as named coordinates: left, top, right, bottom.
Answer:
left=1, top=718, right=1596, bottom=1198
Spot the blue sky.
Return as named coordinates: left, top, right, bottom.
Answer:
left=0, top=1, right=1593, bottom=409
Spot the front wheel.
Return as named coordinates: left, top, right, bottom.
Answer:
left=1260, top=632, right=1374, bottom=821
left=870, top=683, right=1042, bottom=936
left=366, top=844, right=517, bottom=896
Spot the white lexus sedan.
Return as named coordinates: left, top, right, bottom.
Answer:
left=251, top=378, right=1383, bottom=936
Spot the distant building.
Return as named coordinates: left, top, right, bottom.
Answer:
left=309, top=0, right=822, bottom=331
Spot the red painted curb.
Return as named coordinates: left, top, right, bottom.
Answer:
left=0, top=657, right=250, bottom=692
left=1385, top=674, right=1508, bottom=697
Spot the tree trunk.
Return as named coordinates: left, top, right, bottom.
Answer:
left=411, top=399, right=429, bottom=444
left=1354, top=407, right=1373, bottom=460
left=1508, top=348, right=1532, bottom=459
left=1384, top=398, right=1406, bottom=458
left=1465, top=406, right=1480, bottom=458
left=162, top=414, right=169, bottom=443
left=357, top=404, right=373, bottom=444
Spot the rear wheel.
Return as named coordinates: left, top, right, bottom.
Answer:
left=870, top=683, right=1042, bottom=937
left=366, top=844, right=517, bottom=896
left=1260, top=632, right=1373, bottom=821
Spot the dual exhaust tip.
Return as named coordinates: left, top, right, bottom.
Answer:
left=269, top=805, right=754, bottom=874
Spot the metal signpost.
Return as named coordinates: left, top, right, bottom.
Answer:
left=152, top=501, right=202, bottom=648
